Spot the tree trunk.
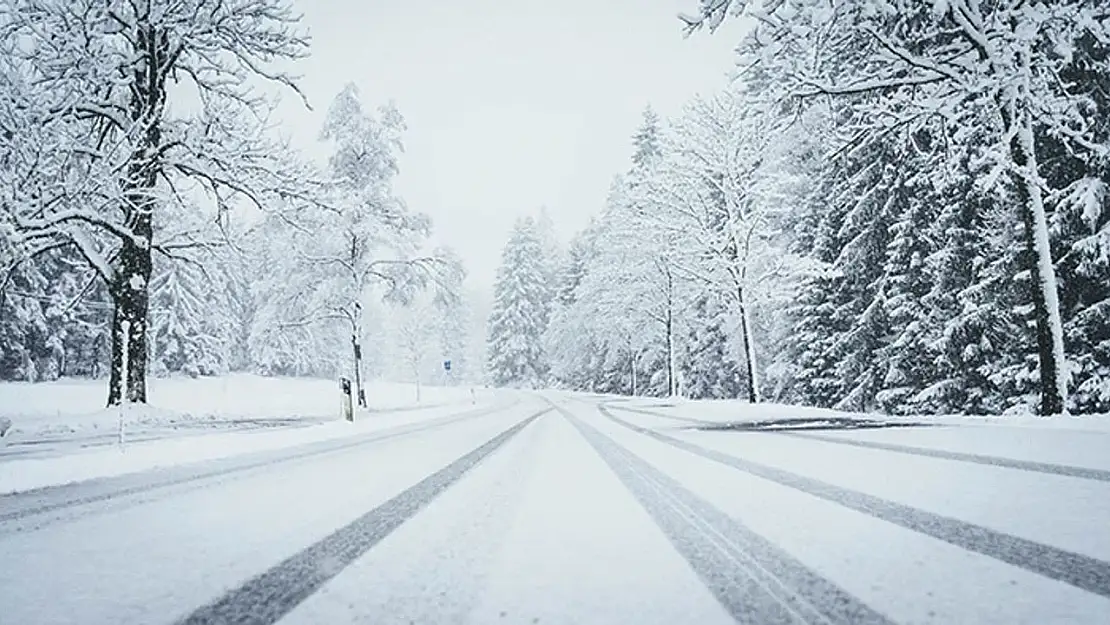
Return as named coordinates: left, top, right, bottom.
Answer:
left=1010, top=115, right=1068, bottom=415
left=736, top=286, right=761, bottom=404
left=1000, top=88, right=1068, bottom=415
left=106, top=21, right=167, bottom=407
left=107, top=243, right=152, bottom=405
left=352, top=333, right=366, bottom=408
left=630, top=344, right=638, bottom=396
left=665, top=306, right=676, bottom=397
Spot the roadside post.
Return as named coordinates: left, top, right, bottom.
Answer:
left=340, top=377, right=354, bottom=422
left=118, top=319, right=130, bottom=449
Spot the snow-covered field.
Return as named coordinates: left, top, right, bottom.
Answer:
left=0, top=374, right=494, bottom=492
left=0, top=374, right=479, bottom=441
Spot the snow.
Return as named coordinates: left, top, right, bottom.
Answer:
left=586, top=400, right=1110, bottom=623
left=2, top=392, right=1109, bottom=623
left=280, top=404, right=734, bottom=625
left=665, top=424, right=1110, bottom=560
left=0, top=374, right=479, bottom=444
left=607, top=395, right=1110, bottom=432
left=0, top=374, right=493, bottom=494
left=0, top=408, right=528, bottom=625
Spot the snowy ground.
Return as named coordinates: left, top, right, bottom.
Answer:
left=1, top=391, right=1108, bottom=624
left=607, top=393, right=1110, bottom=432
left=0, top=374, right=484, bottom=461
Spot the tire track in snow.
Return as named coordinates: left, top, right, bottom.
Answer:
left=558, top=405, right=893, bottom=625
left=598, top=405, right=1110, bottom=600
left=774, top=431, right=1110, bottom=483
left=606, top=403, right=715, bottom=426
left=610, top=402, right=1110, bottom=482
left=278, top=407, right=545, bottom=625
left=0, top=399, right=518, bottom=531
left=175, top=408, right=547, bottom=625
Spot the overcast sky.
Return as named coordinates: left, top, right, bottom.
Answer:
left=278, top=0, right=741, bottom=290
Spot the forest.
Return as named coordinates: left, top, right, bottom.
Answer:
left=0, top=1, right=478, bottom=407
left=2, top=0, right=1108, bottom=417
left=485, top=0, right=1110, bottom=416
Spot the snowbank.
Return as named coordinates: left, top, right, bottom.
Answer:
left=0, top=374, right=478, bottom=443
left=599, top=395, right=1110, bottom=433
left=0, top=385, right=503, bottom=494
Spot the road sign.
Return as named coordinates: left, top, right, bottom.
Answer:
left=443, top=360, right=452, bottom=372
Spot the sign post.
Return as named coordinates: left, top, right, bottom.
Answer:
left=340, top=377, right=354, bottom=422
left=118, top=320, right=130, bottom=449
left=443, top=359, right=452, bottom=387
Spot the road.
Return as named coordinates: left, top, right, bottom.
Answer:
left=2, top=393, right=1109, bottom=624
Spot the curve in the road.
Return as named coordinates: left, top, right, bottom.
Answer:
left=0, top=398, right=519, bottom=531
left=175, top=408, right=548, bottom=625
left=598, top=404, right=1110, bottom=601
left=562, top=406, right=895, bottom=625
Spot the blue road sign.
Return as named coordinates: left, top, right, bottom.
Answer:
left=443, top=360, right=452, bottom=372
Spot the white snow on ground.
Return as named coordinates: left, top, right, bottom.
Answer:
left=578, top=397, right=1110, bottom=624
left=281, top=404, right=734, bottom=625
left=3, top=393, right=1110, bottom=624
left=0, top=407, right=530, bottom=625
left=0, top=380, right=501, bottom=495
left=611, top=394, right=1110, bottom=432
left=0, top=374, right=479, bottom=442
left=663, top=422, right=1110, bottom=560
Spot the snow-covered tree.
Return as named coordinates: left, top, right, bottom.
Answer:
left=487, top=217, right=551, bottom=388
left=639, top=92, right=787, bottom=401
left=389, top=296, right=435, bottom=402
left=681, top=0, right=1110, bottom=414
left=261, top=84, right=443, bottom=406
left=149, top=252, right=230, bottom=377
left=0, top=0, right=314, bottom=405
left=429, top=249, right=470, bottom=384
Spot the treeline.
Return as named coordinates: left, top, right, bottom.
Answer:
left=0, top=1, right=474, bottom=404
left=489, top=1, right=1110, bottom=415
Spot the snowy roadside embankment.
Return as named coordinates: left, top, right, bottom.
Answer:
left=0, top=385, right=503, bottom=495
left=598, top=395, right=1110, bottom=433
left=0, top=374, right=479, bottom=445
left=0, top=374, right=496, bottom=493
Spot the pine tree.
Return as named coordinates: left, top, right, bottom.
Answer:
left=149, top=253, right=230, bottom=377
left=487, top=217, right=551, bottom=388
left=631, top=106, right=662, bottom=171
left=875, top=176, right=938, bottom=414
left=683, top=292, right=744, bottom=399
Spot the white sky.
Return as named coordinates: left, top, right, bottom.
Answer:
left=278, top=0, right=741, bottom=290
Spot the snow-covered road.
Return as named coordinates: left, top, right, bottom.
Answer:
left=2, top=393, right=1109, bottom=624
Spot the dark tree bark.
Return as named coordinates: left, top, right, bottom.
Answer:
left=107, top=23, right=167, bottom=407
left=999, top=92, right=1068, bottom=416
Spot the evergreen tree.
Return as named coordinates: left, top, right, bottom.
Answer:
left=487, top=217, right=551, bottom=387
left=683, top=292, right=744, bottom=399
left=631, top=106, right=662, bottom=171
